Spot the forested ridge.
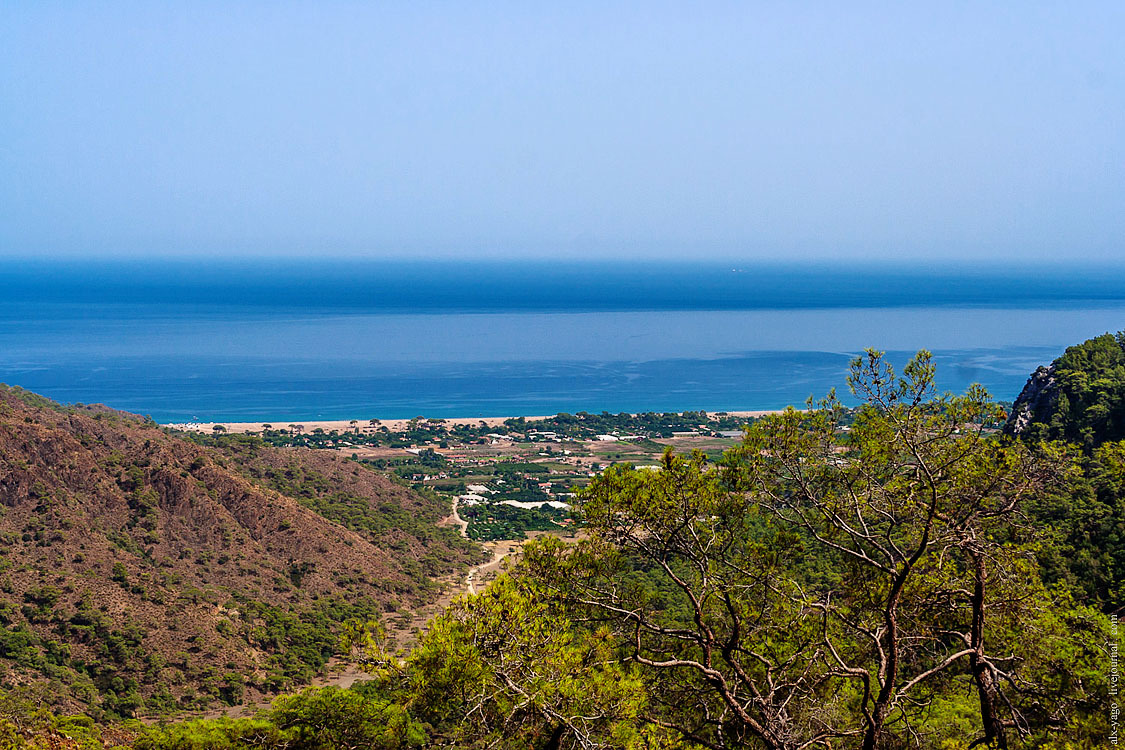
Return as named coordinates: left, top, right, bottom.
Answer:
left=1005, top=333, right=1125, bottom=606
left=2, top=335, right=1124, bottom=748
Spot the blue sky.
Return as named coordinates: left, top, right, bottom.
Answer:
left=0, top=2, right=1121, bottom=262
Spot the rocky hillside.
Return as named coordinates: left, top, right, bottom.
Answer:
left=1005, top=331, right=1125, bottom=448
left=0, top=386, right=478, bottom=718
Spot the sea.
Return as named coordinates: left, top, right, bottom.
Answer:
left=2, top=259, right=1124, bottom=423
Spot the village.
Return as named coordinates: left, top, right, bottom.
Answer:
left=346, top=417, right=755, bottom=540
left=181, top=410, right=772, bottom=540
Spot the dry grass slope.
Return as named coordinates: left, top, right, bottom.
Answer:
left=0, top=388, right=477, bottom=717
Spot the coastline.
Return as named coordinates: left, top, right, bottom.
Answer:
left=163, top=410, right=785, bottom=434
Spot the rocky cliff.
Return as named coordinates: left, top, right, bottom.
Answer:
left=1004, top=364, right=1059, bottom=436
left=1002, top=332, right=1125, bottom=448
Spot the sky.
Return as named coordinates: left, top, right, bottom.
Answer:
left=0, top=2, right=1122, bottom=262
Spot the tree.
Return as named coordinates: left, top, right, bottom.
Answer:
left=399, top=575, right=658, bottom=749
left=270, top=686, right=426, bottom=749
left=515, top=351, right=1104, bottom=749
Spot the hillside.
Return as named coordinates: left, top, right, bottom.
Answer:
left=0, top=351, right=1113, bottom=749
left=0, top=387, right=479, bottom=718
left=1005, top=330, right=1125, bottom=448
left=182, top=433, right=479, bottom=592
left=1003, top=333, right=1125, bottom=606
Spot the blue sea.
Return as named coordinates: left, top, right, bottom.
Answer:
left=2, top=260, right=1124, bottom=422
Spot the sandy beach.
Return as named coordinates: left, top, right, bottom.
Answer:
left=163, top=410, right=783, bottom=434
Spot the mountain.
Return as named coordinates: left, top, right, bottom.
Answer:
left=0, top=386, right=478, bottom=718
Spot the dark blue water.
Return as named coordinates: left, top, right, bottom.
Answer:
left=1, top=260, right=1123, bottom=422
left=6, top=259, right=1125, bottom=312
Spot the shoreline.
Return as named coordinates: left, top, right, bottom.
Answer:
left=163, top=410, right=785, bottom=434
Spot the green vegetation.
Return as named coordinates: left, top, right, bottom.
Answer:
left=3, top=339, right=1122, bottom=747
left=0, top=388, right=481, bottom=718
left=1009, top=331, right=1125, bottom=448
left=0, top=686, right=140, bottom=749
left=359, top=450, right=581, bottom=541
left=0, top=587, right=386, bottom=719
left=1006, top=331, right=1125, bottom=607
left=0, top=384, right=154, bottom=426
left=459, top=502, right=567, bottom=541
left=0, top=384, right=66, bottom=412
left=515, top=352, right=1104, bottom=748
left=245, top=462, right=475, bottom=586
left=227, top=596, right=382, bottom=691
left=427, top=350, right=1102, bottom=748
left=194, top=410, right=764, bottom=452
left=183, top=407, right=779, bottom=542
left=504, top=409, right=752, bottom=438
left=180, top=434, right=483, bottom=578
left=7, top=348, right=1108, bottom=748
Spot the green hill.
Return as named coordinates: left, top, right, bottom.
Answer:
left=1006, top=331, right=1125, bottom=448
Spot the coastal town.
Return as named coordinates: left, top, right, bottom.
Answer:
left=170, top=410, right=774, bottom=540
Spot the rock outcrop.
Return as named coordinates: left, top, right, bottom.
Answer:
left=1004, top=364, right=1059, bottom=436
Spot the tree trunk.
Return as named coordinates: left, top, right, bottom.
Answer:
left=968, top=549, right=1008, bottom=750
left=542, top=724, right=565, bottom=750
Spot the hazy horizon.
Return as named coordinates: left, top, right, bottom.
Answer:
left=2, top=2, right=1122, bottom=263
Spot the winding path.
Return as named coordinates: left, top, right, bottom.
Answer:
left=465, top=543, right=515, bottom=595
left=451, top=495, right=514, bottom=594
left=449, top=494, right=469, bottom=537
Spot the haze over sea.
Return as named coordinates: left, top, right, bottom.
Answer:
left=3, top=260, right=1124, bottom=423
